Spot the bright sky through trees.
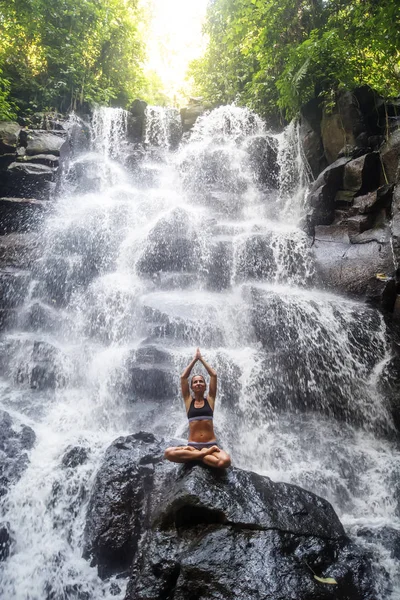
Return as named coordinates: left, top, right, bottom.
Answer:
left=141, top=0, right=208, bottom=105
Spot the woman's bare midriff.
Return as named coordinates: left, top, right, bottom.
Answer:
left=188, top=419, right=216, bottom=443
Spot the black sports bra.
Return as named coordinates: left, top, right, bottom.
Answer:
left=187, top=397, right=214, bottom=422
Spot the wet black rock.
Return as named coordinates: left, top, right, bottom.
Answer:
left=116, top=345, right=176, bottom=401
left=83, top=432, right=375, bottom=599
left=0, top=197, right=48, bottom=234
left=0, top=522, right=12, bottom=561
left=299, top=101, right=327, bottom=178
left=244, top=135, right=279, bottom=189
left=22, top=130, right=66, bottom=157
left=62, top=445, right=91, bottom=469
left=249, top=287, right=389, bottom=428
left=137, top=209, right=199, bottom=275
left=357, top=526, right=400, bottom=561
left=142, top=305, right=225, bottom=347
left=179, top=146, right=248, bottom=196
left=0, top=269, right=31, bottom=309
left=306, top=157, right=351, bottom=228
left=180, top=100, right=206, bottom=132
left=0, top=162, right=55, bottom=200
left=0, top=410, right=35, bottom=497
left=343, top=152, right=380, bottom=194
left=0, top=122, right=21, bottom=154
left=15, top=340, right=71, bottom=391
left=17, top=153, right=59, bottom=168
left=321, top=91, right=367, bottom=165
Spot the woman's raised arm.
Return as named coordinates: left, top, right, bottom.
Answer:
left=196, top=348, right=217, bottom=405
left=181, top=352, right=198, bottom=403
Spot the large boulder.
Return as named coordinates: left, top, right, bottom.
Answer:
left=243, top=135, right=279, bottom=189
left=137, top=209, right=199, bottom=275
left=0, top=522, right=11, bottom=561
left=248, top=286, right=392, bottom=428
left=391, top=184, right=400, bottom=266
left=180, top=99, right=206, bottom=133
left=83, top=432, right=375, bottom=599
left=321, top=91, right=367, bottom=164
left=343, top=152, right=380, bottom=193
left=380, top=129, right=400, bottom=185
left=12, top=339, right=72, bottom=391
left=117, top=346, right=177, bottom=401
left=0, top=268, right=31, bottom=309
left=0, top=197, right=47, bottom=234
left=313, top=233, right=395, bottom=300
left=305, top=157, right=351, bottom=229
left=0, top=410, right=35, bottom=497
left=299, top=106, right=327, bottom=179
left=0, top=162, right=55, bottom=200
left=0, top=122, right=20, bottom=154
left=22, top=130, right=66, bottom=157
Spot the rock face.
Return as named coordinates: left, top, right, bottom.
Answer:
left=83, top=432, right=375, bottom=599
left=0, top=410, right=35, bottom=497
left=298, top=89, right=400, bottom=311
left=180, top=98, right=207, bottom=132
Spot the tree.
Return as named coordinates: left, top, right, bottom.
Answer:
left=0, top=0, right=147, bottom=116
left=189, top=0, right=400, bottom=119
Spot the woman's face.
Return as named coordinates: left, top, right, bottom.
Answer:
left=191, top=376, right=206, bottom=394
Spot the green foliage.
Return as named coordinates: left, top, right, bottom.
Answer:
left=0, top=0, right=147, bottom=117
left=0, top=70, right=17, bottom=120
left=190, top=0, right=400, bottom=119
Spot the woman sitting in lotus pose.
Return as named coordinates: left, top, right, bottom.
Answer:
left=164, top=348, right=231, bottom=469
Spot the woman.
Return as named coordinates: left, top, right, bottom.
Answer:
left=164, top=348, right=231, bottom=469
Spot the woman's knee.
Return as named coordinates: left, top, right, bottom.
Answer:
left=164, top=447, right=175, bottom=460
left=218, top=453, right=231, bottom=468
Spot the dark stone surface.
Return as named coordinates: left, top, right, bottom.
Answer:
left=126, top=113, right=145, bottom=144
left=321, top=91, right=366, bottom=164
left=306, top=157, right=351, bottom=229
left=380, top=129, right=400, bottom=185
left=17, top=153, right=59, bottom=168
left=128, top=99, right=147, bottom=118
left=205, top=240, right=232, bottom=291
left=142, top=304, right=225, bottom=347
left=137, top=209, right=199, bottom=275
left=343, top=152, right=380, bottom=193
left=248, top=286, right=388, bottom=426
left=24, top=130, right=66, bottom=157
left=62, top=445, right=90, bottom=469
left=312, top=237, right=394, bottom=298
left=299, top=110, right=327, bottom=179
left=0, top=197, right=48, bottom=233
left=0, top=162, right=55, bottom=200
left=243, top=135, right=279, bottom=188
left=357, top=526, right=400, bottom=560
left=14, top=340, right=70, bottom=391
left=0, top=522, right=12, bottom=561
left=0, top=410, right=35, bottom=497
left=83, top=432, right=375, bottom=599
left=0, top=268, right=31, bottom=308
left=181, top=102, right=206, bottom=132
left=378, top=352, right=400, bottom=431
left=114, top=345, right=177, bottom=401
left=0, top=122, right=20, bottom=154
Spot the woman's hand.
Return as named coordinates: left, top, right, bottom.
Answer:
left=195, top=347, right=202, bottom=360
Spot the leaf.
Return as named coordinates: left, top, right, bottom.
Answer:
left=314, top=575, right=338, bottom=585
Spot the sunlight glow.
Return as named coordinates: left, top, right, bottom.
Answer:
left=141, top=0, right=208, bottom=106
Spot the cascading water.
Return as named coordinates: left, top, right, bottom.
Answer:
left=1, top=104, right=400, bottom=599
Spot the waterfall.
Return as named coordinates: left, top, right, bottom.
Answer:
left=0, top=105, right=399, bottom=599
